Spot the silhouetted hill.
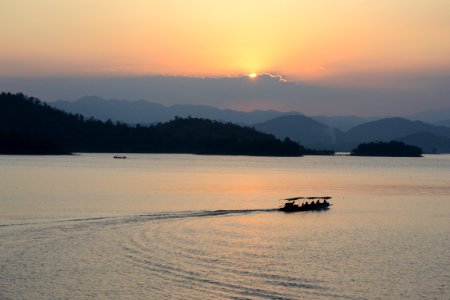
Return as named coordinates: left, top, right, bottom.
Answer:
left=351, top=141, right=422, bottom=157
left=52, top=96, right=302, bottom=125
left=254, top=115, right=342, bottom=150
left=0, top=93, right=304, bottom=156
left=337, top=117, right=450, bottom=152
left=311, top=115, right=374, bottom=132
left=395, top=132, right=450, bottom=154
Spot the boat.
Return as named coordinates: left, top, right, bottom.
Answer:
left=113, top=155, right=127, bottom=159
left=279, top=196, right=332, bottom=212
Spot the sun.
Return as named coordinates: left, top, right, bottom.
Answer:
left=248, top=73, right=258, bottom=78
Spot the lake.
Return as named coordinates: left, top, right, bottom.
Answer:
left=1, top=154, right=449, bottom=299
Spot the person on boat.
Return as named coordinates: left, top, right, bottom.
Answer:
left=316, top=200, right=320, bottom=205
left=323, top=199, right=329, bottom=205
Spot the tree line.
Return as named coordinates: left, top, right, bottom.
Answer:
left=0, top=93, right=309, bottom=156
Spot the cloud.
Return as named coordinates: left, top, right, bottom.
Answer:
left=1, top=73, right=449, bottom=116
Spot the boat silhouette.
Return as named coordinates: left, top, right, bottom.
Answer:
left=279, top=196, right=332, bottom=212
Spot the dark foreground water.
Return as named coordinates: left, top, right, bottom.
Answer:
left=1, top=154, right=449, bottom=299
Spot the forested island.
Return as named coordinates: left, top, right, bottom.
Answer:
left=351, top=141, right=422, bottom=157
left=0, top=93, right=321, bottom=156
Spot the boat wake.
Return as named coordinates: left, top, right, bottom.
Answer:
left=0, top=208, right=278, bottom=229
left=138, top=208, right=278, bottom=220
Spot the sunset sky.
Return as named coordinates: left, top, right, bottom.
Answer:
left=1, top=0, right=449, bottom=115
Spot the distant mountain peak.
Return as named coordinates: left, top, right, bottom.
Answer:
left=254, top=114, right=341, bottom=150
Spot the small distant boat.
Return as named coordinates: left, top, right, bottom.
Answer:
left=279, top=196, right=332, bottom=212
left=113, top=155, right=127, bottom=159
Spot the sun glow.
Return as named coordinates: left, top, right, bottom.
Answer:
left=1, top=1, right=449, bottom=80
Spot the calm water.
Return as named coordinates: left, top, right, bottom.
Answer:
left=0, top=154, right=449, bottom=299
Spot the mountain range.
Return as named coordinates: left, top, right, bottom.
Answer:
left=52, top=96, right=303, bottom=126
left=50, top=96, right=450, bottom=153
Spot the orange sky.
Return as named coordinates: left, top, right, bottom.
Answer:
left=1, top=0, right=450, bottom=84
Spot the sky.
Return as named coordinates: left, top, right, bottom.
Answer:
left=1, top=0, right=450, bottom=115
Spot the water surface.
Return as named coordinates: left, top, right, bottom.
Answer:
left=1, top=154, right=449, bottom=299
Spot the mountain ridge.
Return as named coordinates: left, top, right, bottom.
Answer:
left=254, top=115, right=342, bottom=150
left=52, top=96, right=303, bottom=125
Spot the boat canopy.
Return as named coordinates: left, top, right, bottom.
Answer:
left=283, top=196, right=305, bottom=201
left=283, top=196, right=332, bottom=201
